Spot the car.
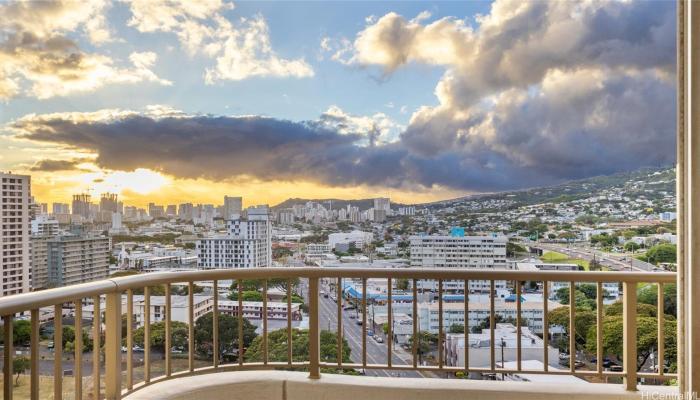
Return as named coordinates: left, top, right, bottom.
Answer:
left=349, top=314, right=356, bottom=319
left=374, top=336, right=384, bottom=344
left=367, top=330, right=374, bottom=336
left=47, top=341, right=54, bottom=350
left=356, top=320, right=363, bottom=326
left=132, top=345, right=144, bottom=353
left=343, top=306, right=355, bottom=311
left=609, top=365, right=623, bottom=372
left=121, top=346, right=128, bottom=353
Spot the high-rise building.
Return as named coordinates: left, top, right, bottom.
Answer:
left=72, top=193, right=91, bottom=220
left=178, top=203, right=193, bottom=220
left=31, top=214, right=60, bottom=236
left=148, top=203, right=165, bottom=218
left=374, top=197, right=391, bottom=213
left=197, top=205, right=272, bottom=268
left=31, top=234, right=110, bottom=289
left=223, top=196, right=243, bottom=219
left=52, top=203, right=70, bottom=215
left=409, top=231, right=508, bottom=269
left=166, top=204, right=177, bottom=217
left=99, top=193, right=118, bottom=213
left=1, top=172, right=32, bottom=297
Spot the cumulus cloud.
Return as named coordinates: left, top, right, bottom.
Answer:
left=0, top=0, right=170, bottom=100
left=316, top=106, right=404, bottom=145
left=128, top=0, right=313, bottom=82
left=320, top=0, right=676, bottom=185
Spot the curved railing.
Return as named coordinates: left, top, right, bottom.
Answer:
left=0, top=268, right=677, bottom=400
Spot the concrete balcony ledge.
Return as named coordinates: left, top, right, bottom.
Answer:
left=124, top=371, right=680, bottom=400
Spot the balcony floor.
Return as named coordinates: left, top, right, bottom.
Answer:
left=124, top=371, right=680, bottom=400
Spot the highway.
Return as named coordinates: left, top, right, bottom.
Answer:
left=533, top=242, right=658, bottom=272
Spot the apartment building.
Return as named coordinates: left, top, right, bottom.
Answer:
left=197, top=205, right=272, bottom=268
left=1, top=173, right=31, bottom=297
left=223, top=196, right=243, bottom=219
left=31, top=214, right=60, bottom=236
left=32, top=234, right=111, bottom=289
left=409, top=231, right=508, bottom=269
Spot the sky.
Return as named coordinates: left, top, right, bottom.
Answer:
left=0, top=0, right=677, bottom=208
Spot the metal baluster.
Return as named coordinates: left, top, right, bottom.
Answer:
left=165, top=284, right=172, bottom=377
left=238, top=280, right=243, bottom=366
left=54, top=305, right=63, bottom=399
left=543, top=281, right=549, bottom=372
left=387, top=277, right=392, bottom=368
left=308, top=277, right=320, bottom=379
left=597, top=282, right=603, bottom=376
left=623, top=281, right=638, bottom=391
left=438, top=279, right=443, bottom=369
left=569, top=282, right=576, bottom=374
left=144, top=287, right=151, bottom=383
left=516, top=281, right=522, bottom=372
left=30, top=309, right=39, bottom=400
left=363, top=278, right=368, bottom=369
left=412, top=279, right=417, bottom=369
left=287, top=279, right=293, bottom=366
left=75, top=300, right=83, bottom=400
left=3, top=315, right=12, bottom=400
left=127, top=290, right=133, bottom=390
left=464, top=279, right=469, bottom=374
left=490, top=280, right=495, bottom=372
left=658, top=283, right=665, bottom=377
left=337, top=277, right=342, bottom=367
left=188, top=283, right=194, bottom=372
left=213, top=280, right=218, bottom=368
left=92, top=296, right=100, bottom=399
left=263, top=280, right=268, bottom=366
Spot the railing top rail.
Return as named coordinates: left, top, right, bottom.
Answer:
left=0, top=267, right=676, bottom=316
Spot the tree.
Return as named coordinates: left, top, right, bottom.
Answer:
left=605, top=301, right=658, bottom=318
left=547, top=307, right=596, bottom=348
left=639, top=243, right=677, bottom=265
left=13, top=356, right=30, bottom=386
left=408, top=331, right=438, bottom=362
left=246, top=329, right=351, bottom=364
left=624, top=241, right=641, bottom=252
left=13, top=320, right=31, bottom=346
left=229, top=290, right=264, bottom=301
left=471, top=314, right=517, bottom=333
left=585, top=315, right=677, bottom=372
left=395, top=279, right=410, bottom=291
left=61, top=326, right=93, bottom=352
left=194, top=312, right=257, bottom=357
left=133, top=321, right=189, bottom=352
left=638, top=283, right=677, bottom=318
left=448, top=323, right=464, bottom=334
left=230, top=278, right=299, bottom=294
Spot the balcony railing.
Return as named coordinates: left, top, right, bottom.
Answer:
left=0, top=268, right=677, bottom=400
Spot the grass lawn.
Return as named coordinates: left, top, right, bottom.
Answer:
left=540, top=250, right=569, bottom=261
left=540, top=251, right=592, bottom=270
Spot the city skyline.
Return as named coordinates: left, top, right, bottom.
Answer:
left=0, top=1, right=676, bottom=207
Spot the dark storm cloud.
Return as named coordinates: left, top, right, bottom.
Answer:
left=29, top=158, right=85, bottom=172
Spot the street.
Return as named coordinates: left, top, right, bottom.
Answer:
left=303, top=279, right=423, bottom=378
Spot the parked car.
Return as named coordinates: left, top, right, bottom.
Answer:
left=374, top=336, right=384, bottom=344
left=367, top=330, right=374, bottom=337
left=47, top=341, right=54, bottom=350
